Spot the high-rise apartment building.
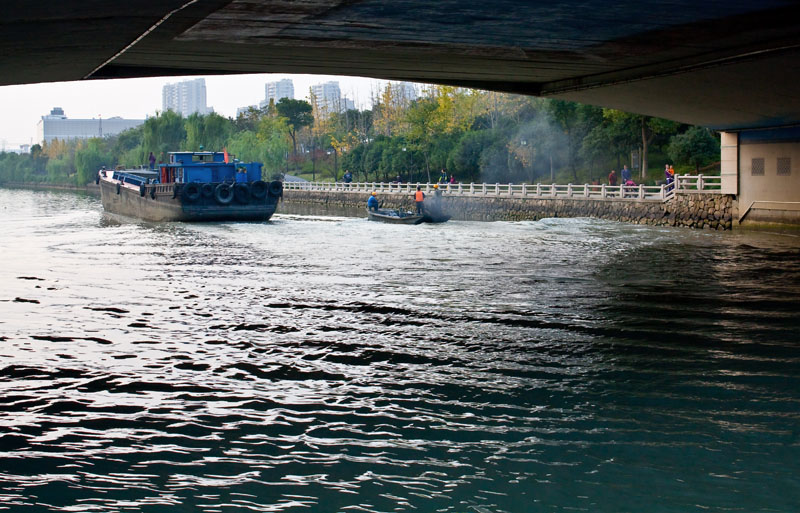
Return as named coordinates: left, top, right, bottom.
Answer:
left=395, top=82, right=418, bottom=103
left=36, top=107, right=144, bottom=144
left=162, top=78, right=211, bottom=116
left=260, top=79, right=294, bottom=108
left=310, top=81, right=344, bottom=114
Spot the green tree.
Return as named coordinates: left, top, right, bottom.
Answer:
left=450, top=130, right=498, bottom=181
left=30, top=144, right=48, bottom=176
left=234, top=105, right=270, bottom=133
left=0, top=153, right=26, bottom=182
left=276, top=98, right=313, bottom=169
left=143, top=110, right=186, bottom=163
left=45, top=157, right=72, bottom=184
left=74, top=139, right=111, bottom=185
left=112, top=126, right=143, bottom=157
left=185, top=112, right=232, bottom=152
left=579, top=125, right=615, bottom=182
left=604, top=110, right=679, bottom=180
left=227, top=130, right=262, bottom=163
left=667, top=126, right=720, bottom=172
left=341, top=144, right=366, bottom=181
left=547, top=101, right=604, bottom=181
left=362, top=137, right=390, bottom=182
left=256, top=115, right=292, bottom=179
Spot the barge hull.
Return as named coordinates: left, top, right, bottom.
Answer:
left=99, top=180, right=278, bottom=222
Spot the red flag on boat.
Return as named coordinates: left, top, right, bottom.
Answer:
left=223, top=147, right=230, bottom=164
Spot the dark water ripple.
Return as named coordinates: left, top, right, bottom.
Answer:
left=1, top=188, right=800, bottom=512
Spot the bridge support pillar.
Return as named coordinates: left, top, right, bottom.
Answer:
left=720, top=132, right=738, bottom=195
left=731, top=127, right=800, bottom=227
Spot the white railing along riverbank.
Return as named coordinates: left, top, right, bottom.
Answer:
left=283, top=174, right=723, bottom=202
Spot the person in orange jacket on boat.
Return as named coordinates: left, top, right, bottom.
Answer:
left=414, top=186, right=425, bottom=214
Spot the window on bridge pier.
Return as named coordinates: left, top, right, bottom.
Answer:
left=777, top=157, right=791, bottom=176
left=751, top=157, right=765, bottom=176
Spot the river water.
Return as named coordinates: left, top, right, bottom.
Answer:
left=1, top=188, right=799, bottom=513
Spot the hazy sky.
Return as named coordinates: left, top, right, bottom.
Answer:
left=0, top=73, right=389, bottom=149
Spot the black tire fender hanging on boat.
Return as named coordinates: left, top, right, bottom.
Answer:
left=250, top=180, right=268, bottom=199
left=116, top=183, right=121, bottom=195
left=233, top=183, right=250, bottom=204
left=150, top=186, right=157, bottom=200
left=268, top=180, right=283, bottom=197
left=182, top=182, right=202, bottom=203
left=214, top=183, right=234, bottom=205
left=139, top=184, right=146, bottom=197
left=172, top=184, right=180, bottom=199
left=95, top=173, right=100, bottom=185
left=201, top=183, right=215, bottom=198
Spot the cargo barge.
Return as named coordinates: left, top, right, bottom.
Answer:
left=98, top=151, right=282, bottom=222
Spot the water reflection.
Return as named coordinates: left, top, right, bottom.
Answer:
left=1, top=188, right=799, bottom=512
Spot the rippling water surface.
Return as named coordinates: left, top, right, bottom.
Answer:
left=1, top=188, right=800, bottom=512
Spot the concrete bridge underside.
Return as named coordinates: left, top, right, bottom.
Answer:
left=7, top=0, right=800, bottom=227
left=5, top=0, right=800, bottom=131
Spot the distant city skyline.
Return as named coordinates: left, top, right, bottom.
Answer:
left=0, top=74, right=420, bottom=149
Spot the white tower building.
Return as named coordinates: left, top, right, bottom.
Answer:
left=310, top=81, right=344, bottom=115
left=260, top=79, right=294, bottom=108
left=162, top=78, right=211, bottom=116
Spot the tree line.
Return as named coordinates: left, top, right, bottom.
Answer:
left=0, top=84, right=720, bottom=186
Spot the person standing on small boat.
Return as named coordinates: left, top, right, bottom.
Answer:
left=414, top=186, right=425, bottom=214
left=430, top=183, right=444, bottom=216
left=148, top=152, right=156, bottom=170
left=367, top=192, right=380, bottom=212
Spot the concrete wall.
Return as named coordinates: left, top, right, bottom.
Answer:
left=736, top=128, right=800, bottom=226
left=283, top=190, right=735, bottom=230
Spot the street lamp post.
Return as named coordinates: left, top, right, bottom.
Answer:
left=403, top=147, right=413, bottom=183
left=521, top=139, right=532, bottom=183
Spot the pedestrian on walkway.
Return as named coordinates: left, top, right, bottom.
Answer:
left=621, top=165, right=631, bottom=183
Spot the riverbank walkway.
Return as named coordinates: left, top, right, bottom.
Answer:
left=283, top=174, right=722, bottom=203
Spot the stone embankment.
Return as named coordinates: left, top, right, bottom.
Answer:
left=283, top=190, right=736, bottom=230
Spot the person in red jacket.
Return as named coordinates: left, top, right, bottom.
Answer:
left=608, top=169, right=618, bottom=186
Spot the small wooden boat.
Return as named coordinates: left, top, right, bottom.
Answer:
left=367, top=208, right=424, bottom=224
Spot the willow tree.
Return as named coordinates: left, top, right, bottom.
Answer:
left=185, top=112, right=232, bottom=152
left=256, top=115, right=292, bottom=179
left=74, top=138, right=112, bottom=185
left=142, top=110, right=186, bottom=164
